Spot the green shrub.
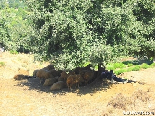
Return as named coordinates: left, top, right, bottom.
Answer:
left=113, top=63, right=126, bottom=69
left=0, top=62, right=5, bottom=67
left=131, top=65, right=141, bottom=71
left=141, top=63, right=149, bottom=69
left=150, top=63, right=155, bottom=67
left=10, top=50, right=18, bottom=54
left=126, top=67, right=134, bottom=72
left=114, top=69, right=127, bottom=75
left=127, top=63, right=134, bottom=67
left=106, top=64, right=115, bottom=70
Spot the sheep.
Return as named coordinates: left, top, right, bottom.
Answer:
left=42, top=64, right=55, bottom=71
left=68, top=70, right=75, bottom=75
left=83, top=70, right=94, bottom=85
left=74, top=64, right=92, bottom=74
left=60, top=71, right=69, bottom=82
left=13, top=74, right=32, bottom=80
left=36, top=69, right=54, bottom=79
left=36, top=69, right=54, bottom=84
left=33, top=69, right=39, bottom=77
left=58, top=70, right=75, bottom=82
left=50, top=81, right=67, bottom=91
left=66, top=74, right=85, bottom=90
left=43, top=77, right=58, bottom=86
left=57, top=70, right=63, bottom=77
left=58, top=76, right=65, bottom=82
left=48, top=69, right=62, bottom=77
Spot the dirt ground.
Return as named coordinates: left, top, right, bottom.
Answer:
left=0, top=52, right=155, bottom=116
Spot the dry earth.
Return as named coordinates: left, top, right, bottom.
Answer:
left=0, top=52, right=155, bottom=116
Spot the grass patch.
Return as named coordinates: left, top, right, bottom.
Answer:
left=84, top=58, right=155, bottom=74
left=131, top=65, right=141, bottom=71
left=0, top=62, right=5, bottom=67
left=127, top=63, right=133, bottom=67
left=141, top=63, right=150, bottom=69
left=113, top=62, right=126, bottom=69
left=10, top=50, right=18, bottom=54
left=106, top=64, right=115, bottom=70
left=150, top=63, right=155, bottom=67
left=114, top=69, right=127, bottom=75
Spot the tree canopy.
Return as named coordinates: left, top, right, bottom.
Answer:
left=1, top=0, right=155, bottom=70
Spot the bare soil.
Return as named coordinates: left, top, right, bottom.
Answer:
left=0, top=52, right=155, bottom=116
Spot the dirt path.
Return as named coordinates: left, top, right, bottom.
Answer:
left=0, top=52, right=155, bottom=116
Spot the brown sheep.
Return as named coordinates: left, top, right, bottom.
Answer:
left=43, top=77, right=58, bottom=86
left=60, top=71, right=69, bottom=81
left=66, top=74, right=84, bottom=90
left=58, top=76, right=65, bottom=82
left=33, top=69, right=39, bottom=77
left=36, top=69, right=54, bottom=79
left=48, top=69, right=61, bottom=77
left=57, top=70, right=63, bottom=77
left=13, top=74, right=32, bottom=80
left=36, top=69, right=54, bottom=84
left=42, top=64, right=55, bottom=71
left=58, top=71, right=75, bottom=82
left=50, top=81, right=67, bottom=91
left=68, top=70, right=75, bottom=75
left=74, top=64, right=92, bottom=74
left=83, top=70, right=94, bottom=84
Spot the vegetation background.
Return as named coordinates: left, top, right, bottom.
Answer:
left=0, top=0, right=155, bottom=70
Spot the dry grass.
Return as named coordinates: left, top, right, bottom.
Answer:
left=0, top=52, right=155, bottom=116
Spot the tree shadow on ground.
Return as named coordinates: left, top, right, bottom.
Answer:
left=14, top=76, right=138, bottom=96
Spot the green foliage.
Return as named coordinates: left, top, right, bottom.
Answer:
left=10, top=50, right=18, bottom=54
left=113, top=63, right=126, bottom=69
left=130, top=65, right=141, bottom=71
left=25, top=0, right=155, bottom=69
left=150, top=62, right=155, bottom=67
left=106, top=65, right=115, bottom=71
left=0, top=2, right=32, bottom=53
left=141, top=63, right=150, bottom=69
left=107, top=62, right=125, bottom=70
left=0, top=62, right=5, bottom=67
left=114, top=69, right=127, bottom=75
left=127, top=63, right=134, bottom=67
left=0, top=0, right=154, bottom=69
left=109, top=58, right=155, bottom=75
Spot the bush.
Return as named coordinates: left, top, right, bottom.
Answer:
left=141, top=63, right=150, bottom=69
left=127, top=63, right=134, bottom=67
left=131, top=65, right=141, bottom=71
left=106, top=64, right=115, bottom=71
left=150, top=63, right=155, bottom=67
left=10, top=50, right=18, bottom=54
left=113, top=63, right=126, bottom=69
left=114, top=69, right=127, bottom=75
left=0, top=62, right=5, bottom=67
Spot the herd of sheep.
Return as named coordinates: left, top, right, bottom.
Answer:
left=13, top=64, right=108, bottom=91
